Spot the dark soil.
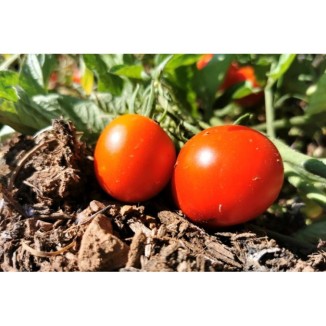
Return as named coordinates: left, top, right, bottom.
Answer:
left=0, top=119, right=325, bottom=272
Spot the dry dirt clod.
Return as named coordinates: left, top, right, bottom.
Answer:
left=78, top=214, right=129, bottom=271
left=126, top=231, right=147, bottom=269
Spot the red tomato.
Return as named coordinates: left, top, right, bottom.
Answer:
left=48, top=71, right=58, bottom=89
left=196, top=54, right=214, bottom=70
left=196, top=56, right=263, bottom=107
left=72, top=68, right=81, bottom=84
left=172, top=125, right=284, bottom=228
left=220, top=62, right=263, bottom=107
left=94, top=114, right=176, bottom=203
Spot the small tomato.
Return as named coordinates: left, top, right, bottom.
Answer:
left=172, top=125, right=284, bottom=228
left=220, top=62, right=263, bottom=107
left=72, top=68, right=81, bottom=84
left=196, top=54, right=214, bottom=70
left=196, top=56, right=263, bottom=107
left=94, top=114, right=176, bottom=203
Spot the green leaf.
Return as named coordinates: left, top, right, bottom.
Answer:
left=37, top=54, right=57, bottom=86
left=111, top=64, right=147, bottom=80
left=83, top=54, right=108, bottom=73
left=19, top=54, right=48, bottom=96
left=279, top=55, right=320, bottom=96
left=57, top=96, right=110, bottom=141
left=162, top=65, right=198, bottom=116
left=0, top=88, right=111, bottom=141
left=306, top=73, right=326, bottom=115
left=98, top=72, right=124, bottom=96
left=294, top=221, right=326, bottom=245
left=232, top=80, right=261, bottom=99
left=14, top=90, right=56, bottom=129
left=285, top=163, right=326, bottom=208
left=165, top=54, right=202, bottom=71
left=0, top=97, right=41, bottom=134
left=122, top=54, right=136, bottom=65
left=30, top=93, right=110, bottom=141
left=26, top=54, right=44, bottom=86
left=100, top=54, right=123, bottom=67
left=273, top=138, right=326, bottom=183
left=0, top=71, right=19, bottom=101
left=83, top=54, right=124, bottom=95
left=267, top=54, right=296, bottom=83
left=193, top=54, right=234, bottom=110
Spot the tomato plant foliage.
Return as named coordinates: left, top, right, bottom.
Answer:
left=0, top=54, right=326, bottom=236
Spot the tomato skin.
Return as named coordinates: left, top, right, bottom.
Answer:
left=94, top=114, right=176, bottom=203
left=196, top=57, right=263, bottom=107
left=220, top=62, right=263, bottom=107
left=72, top=68, right=81, bottom=84
left=172, top=125, right=284, bottom=228
left=196, top=54, right=214, bottom=70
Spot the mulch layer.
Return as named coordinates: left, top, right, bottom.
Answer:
left=0, top=120, right=325, bottom=272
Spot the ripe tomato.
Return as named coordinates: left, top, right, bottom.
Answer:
left=220, top=62, right=263, bottom=107
left=196, top=56, right=263, bottom=107
left=172, top=125, right=284, bottom=228
left=72, top=67, right=81, bottom=84
left=196, top=54, right=214, bottom=70
left=94, top=114, right=176, bottom=203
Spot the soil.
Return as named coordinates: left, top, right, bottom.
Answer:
left=0, top=119, right=325, bottom=272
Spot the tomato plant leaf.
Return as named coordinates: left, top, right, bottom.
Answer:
left=56, top=96, right=110, bottom=141
left=0, top=87, right=111, bottom=141
left=267, top=54, right=296, bottom=83
left=111, top=64, right=147, bottom=80
left=37, top=54, right=57, bottom=86
left=83, top=54, right=124, bottom=96
left=82, top=54, right=108, bottom=72
left=0, top=97, right=43, bottom=134
left=122, top=54, right=137, bottom=65
left=294, top=220, right=326, bottom=244
left=306, top=73, right=326, bottom=115
left=0, top=90, right=47, bottom=134
left=18, top=92, right=110, bottom=141
left=19, top=54, right=50, bottom=96
left=162, top=65, right=198, bottom=117
left=98, top=72, right=124, bottom=96
left=193, top=54, right=234, bottom=112
left=0, top=71, right=19, bottom=102
left=232, top=81, right=261, bottom=99
left=165, top=54, right=202, bottom=71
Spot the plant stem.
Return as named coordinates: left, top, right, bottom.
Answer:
left=143, top=81, right=156, bottom=118
left=284, top=162, right=326, bottom=208
left=272, top=138, right=326, bottom=167
left=255, top=115, right=309, bottom=131
left=0, top=54, right=20, bottom=71
left=264, top=86, right=275, bottom=138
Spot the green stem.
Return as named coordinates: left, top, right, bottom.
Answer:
left=128, top=84, right=140, bottom=114
left=255, top=115, right=308, bottom=131
left=284, top=162, right=326, bottom=208
left=272, top=138, right=326, bottom=167
left=264, top=86, right=275, bottom=138
left=143, top=81, right=156, bottom=118
left=0, top=54, right=20, bottom=71
left=233, top=113, right=252, bottom=126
